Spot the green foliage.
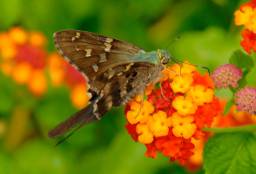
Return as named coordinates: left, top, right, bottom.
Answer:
left=204, top=133, right=256, bottom=174
left=173, top=27, right=239, bottom=69
left=35, top=86, right=76, bottom=128
left=229, top=50, right=254, bottom=70
left=1, top=0, right=256, bottom=174
left=0, top=73, right=15, bottom=115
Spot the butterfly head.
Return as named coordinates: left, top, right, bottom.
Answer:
left=157, top=49, right=171, bottom=65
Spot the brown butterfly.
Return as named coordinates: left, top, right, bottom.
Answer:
left=48, top=30, right=171, bottom=138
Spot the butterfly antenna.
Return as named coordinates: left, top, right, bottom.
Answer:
left=164, top=35, right=181, bottom=50
left=164, top=35, right=210, bottom=74
left=170, top=57, right=211, bottom=74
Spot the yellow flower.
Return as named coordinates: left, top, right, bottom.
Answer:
left=171, top=112, right=196, bottom=139
left=187, top=85, right=214, bottom=106
left=234, top=6, right=254, bottom=26
left=127, top=100, right=154, bottom=124
left=170, top=74, right=193, bottom=93
left=136, top=124, right=154, bottom=144
left=9, top=27, right=27, bottom=44
left=234, top=6, right=256, bottom=32
left=148, top=111, right=172, bottom=137
left=172, top=96, right=197, bottom=115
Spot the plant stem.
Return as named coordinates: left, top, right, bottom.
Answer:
left=203, top=125, right=256, bottom=133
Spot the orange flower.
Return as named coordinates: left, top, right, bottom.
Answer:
left=136, top=123, right=154, bottom=144
left=70, top=83, right=89, bottom=109
left=48, top=53, right=66, bottom=86
left=0, top=34, right=16, bottom=60
left=28, top=70, right=47, bottom=96
left=29, top=32, right=46, bottom=47
left=8, top=27, right=27, bottom=44
left=12, top=62, right=32, bottom=84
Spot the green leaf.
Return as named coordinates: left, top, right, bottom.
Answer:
left=223, top=99, right=233, bottom=115
left=204, top=132, right=256, bottom=174
left=229, top=50, right=254, bottom=70
left=238, top=75, right=247, bottom=88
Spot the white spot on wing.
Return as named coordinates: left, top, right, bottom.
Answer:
left=92, top=64, right=99, bottom=72
left=104, top=43, right=112, bottom=52
left=99, top=53, right=107, bottom=63
left=76, top=32, right=80, bottom=38
left=71, top=32, right=81, bottom=42
left=85, top=49, right=92, bottom=57
left=125, top=63, right=134, bottom=72
left=105, top=38, right=113, bottom=43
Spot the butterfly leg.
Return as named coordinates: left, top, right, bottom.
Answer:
left=159, top=82, right=171, bottom=102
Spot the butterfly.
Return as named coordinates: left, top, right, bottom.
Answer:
left=48, top=30, right=171, bottom=138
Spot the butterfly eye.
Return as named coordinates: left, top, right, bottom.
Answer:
left=157, top=50, right=169, bottom=65
left=161, top=55, right=169, bottom=65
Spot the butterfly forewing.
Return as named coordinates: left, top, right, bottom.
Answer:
left=54, top=30, right=143, bottom=92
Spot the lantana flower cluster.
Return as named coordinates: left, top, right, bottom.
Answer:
left=0, top=27, right=47, bottom=96
left=211, top=64, right=242, bottom=89
left=0, top=27, right=88, bottom=109
left=234, top=0, right=256, bottom=54
left=211, top=63, right=256, bottom=114
left=125, top=62, right=222, bottom=165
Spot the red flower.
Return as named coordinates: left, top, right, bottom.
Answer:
left=241, top=29, right=256, bottom=54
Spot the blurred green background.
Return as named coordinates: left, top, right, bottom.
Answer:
left=0, top=0, right=253, bottom=173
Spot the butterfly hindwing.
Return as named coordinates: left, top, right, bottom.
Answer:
left=48, top=62, right=162, bottom=138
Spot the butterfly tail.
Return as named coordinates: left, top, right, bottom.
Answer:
left=48, top=101, right=98, bottom=138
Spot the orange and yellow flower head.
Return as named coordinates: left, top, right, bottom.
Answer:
left=0, top=27, right=47, bottom=96
left=125, top=61, right=222, bottom=165
left=0, top=28, right=88, bottom=108
left=234, top=0, right=256, bottom=54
